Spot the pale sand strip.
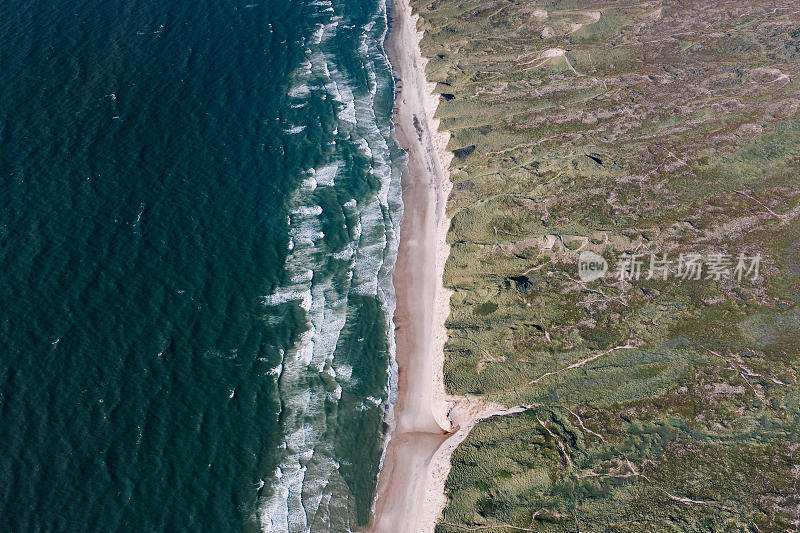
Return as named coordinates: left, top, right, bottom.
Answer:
left=369, top=0, right=525, bottom=531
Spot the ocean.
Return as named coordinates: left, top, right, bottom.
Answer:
left=0, top=0, right=403, bottom=531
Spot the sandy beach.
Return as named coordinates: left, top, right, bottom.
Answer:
left=368, top=1, right=526, bottom=531
left=367, top=0, right=453, bottom=530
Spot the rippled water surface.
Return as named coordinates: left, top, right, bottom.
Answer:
left=0, top=0, right=401, bottom=530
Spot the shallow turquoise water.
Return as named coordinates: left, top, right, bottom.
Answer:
left=0, top=0, right=401, bottom=530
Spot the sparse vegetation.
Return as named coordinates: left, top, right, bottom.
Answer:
left=412, top=0, right=800, bottom=530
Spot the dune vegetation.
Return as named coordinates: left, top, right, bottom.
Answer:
left=411, top=0, right=800, bottom=530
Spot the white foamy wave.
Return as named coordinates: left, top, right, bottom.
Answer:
left=334, top=363, right=352, bottom=381
left=260, top=0, right=403, bottom=530
left=312, top=162, right=339, bottom=186
left=355, top=395, right=383, bottom=411
left=332, top=245, right=353, bottom=261
left=292, top=205, right=323, bottom=217
left=288, top=84, right=310, bottom=98
left=301, top=177, right=317, bottom=191
left=262, top=289, right=313, bottom=311
left=291, top=269, right=314, bottom=284
left=310, top=18, right=340, bottom=45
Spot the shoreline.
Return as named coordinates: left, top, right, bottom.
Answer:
left=368, top=0, right=453, bottom=529
left=369, top=0, right=526, bottom=530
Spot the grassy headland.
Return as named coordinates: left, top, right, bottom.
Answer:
left=410, top=0, right=800, bottom=530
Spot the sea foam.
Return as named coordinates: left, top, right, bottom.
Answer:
left=259, top=0, right=402, bottom=530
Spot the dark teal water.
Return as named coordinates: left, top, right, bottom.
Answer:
left=0, top=0, right=402, bottom=531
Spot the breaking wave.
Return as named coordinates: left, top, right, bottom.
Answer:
left=258, top=0, right=402, bottom=530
